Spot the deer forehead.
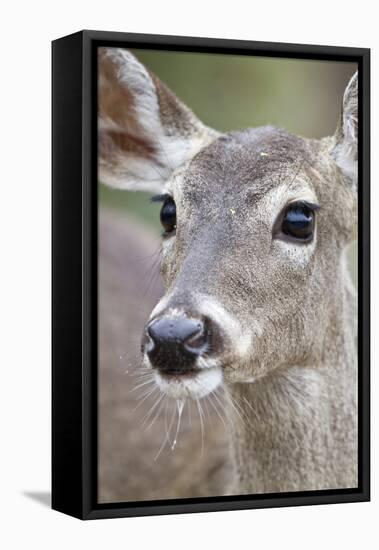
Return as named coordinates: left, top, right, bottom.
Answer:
left=166, top=126, right=319, bottom=222
left=159, top=127, right=323, bottom=283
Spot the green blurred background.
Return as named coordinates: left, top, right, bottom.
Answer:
left=99, top=49, right=357, bottom=282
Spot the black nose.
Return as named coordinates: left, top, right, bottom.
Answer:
left=145, top=316, right=208, bottom=373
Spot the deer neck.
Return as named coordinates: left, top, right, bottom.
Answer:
left=226, top=278, right=357, bottom=494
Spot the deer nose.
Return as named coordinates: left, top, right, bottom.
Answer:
left=145, top=316, right=208, bottom=373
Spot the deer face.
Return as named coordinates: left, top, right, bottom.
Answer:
left=99, top=48, right=357, bottom=401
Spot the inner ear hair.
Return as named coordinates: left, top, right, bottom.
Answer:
left=332, top=71, right=358, bottom=191
left=98, top=47, right=218, bottom=193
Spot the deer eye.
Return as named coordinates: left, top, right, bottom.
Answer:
left=160, top=197, right=176, bottom=235
left=276, top=201, right=319, bottom=243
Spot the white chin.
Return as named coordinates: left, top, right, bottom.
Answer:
left=153, top=367, right=223, bottom=400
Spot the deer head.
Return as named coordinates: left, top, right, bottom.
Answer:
left=98, top=47, right=358, bottom=402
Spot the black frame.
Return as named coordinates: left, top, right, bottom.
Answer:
left=52, top=30, right=370, bottom=520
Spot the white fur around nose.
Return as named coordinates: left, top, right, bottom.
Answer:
left=153, top=366, right=223, bottom=400
left=198, top=296, right=252, bottom=357
left=150, top=295, right=252, bottom=359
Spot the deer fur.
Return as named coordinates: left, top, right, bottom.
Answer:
left=98, top=47, right=358, bottom=494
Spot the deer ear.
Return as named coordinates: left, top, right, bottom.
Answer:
left=332, top=71, right=358, bottom=191
left=98, top=47, right=217, bottom=193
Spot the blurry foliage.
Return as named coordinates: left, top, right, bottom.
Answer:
left=99, top=185, right=161, bottom=231
left=98, top=49, right=357, bottom=282
left=128, top=50, right=356, bottom=137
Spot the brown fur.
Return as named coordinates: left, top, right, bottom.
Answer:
left=98, top=48, right=358, bottom=497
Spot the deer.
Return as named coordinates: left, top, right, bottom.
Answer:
left=98, top=46, right=358, bottom=495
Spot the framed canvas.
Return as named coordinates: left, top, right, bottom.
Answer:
left=52, top=30, right=370, bottom=520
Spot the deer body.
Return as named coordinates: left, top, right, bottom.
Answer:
left=98, top=48, right=358, bottom=494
